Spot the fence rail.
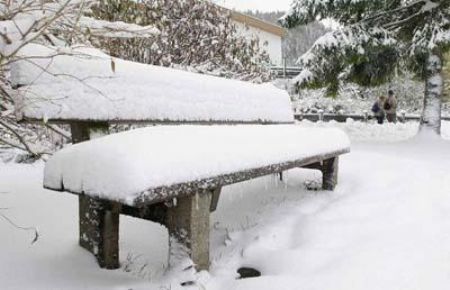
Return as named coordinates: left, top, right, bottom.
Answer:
left=270, top=66, right=302, bottom=78
left=294, top=113, right=450, bottom=123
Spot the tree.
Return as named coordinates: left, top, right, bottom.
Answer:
left=87, top=0, right=272, bottom=82
left=282, top=0, right=450, bottom=135
left=0, top=0, right=159, bottom=158
left=0, top=0, right=161, bottom=240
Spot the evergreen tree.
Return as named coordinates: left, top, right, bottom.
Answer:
left=282, top=0, right=450, bottom=134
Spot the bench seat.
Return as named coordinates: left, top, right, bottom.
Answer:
left=44, top=125, right=350, bottom=206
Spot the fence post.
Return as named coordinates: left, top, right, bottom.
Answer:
left=400, top=110, right=406, bottom=123
left=318, top=109, right=324, bottom=122
left=363, top=110, right=369, bottom=123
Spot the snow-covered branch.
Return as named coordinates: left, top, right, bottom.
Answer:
left=0, top=0, right=161, bottom=158
left=77, top=17, right=159, bottom=38
left=284, top=0, right=449, bottom=134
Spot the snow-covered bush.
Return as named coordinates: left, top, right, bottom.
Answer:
left=292, top=75, right=430, bottom=115
left=88, top=0, right=272, bottom=82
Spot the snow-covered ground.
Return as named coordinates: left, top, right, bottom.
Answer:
left=1, top=121, right=450, bottom=290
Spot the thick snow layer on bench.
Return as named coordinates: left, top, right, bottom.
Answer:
left=44, top=126, right=350, bottom=205
left=12, top=44, right=293, bottom=123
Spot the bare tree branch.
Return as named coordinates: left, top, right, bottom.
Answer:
left=0, top=211, right=39, bottom=244
left=0, top=119, right=37, bottom=155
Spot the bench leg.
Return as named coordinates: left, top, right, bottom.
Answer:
left=322, top=157, right=339, bottom=190
left=210, top=188, right=222, bottom=212
left=166, top=191, right=212, bottom=271
left=79, top=196, right=120, bottom=269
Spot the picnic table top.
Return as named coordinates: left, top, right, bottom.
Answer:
left=13, top=44, right=293, bottom=125
left=44, top=125, right=350, bottom=206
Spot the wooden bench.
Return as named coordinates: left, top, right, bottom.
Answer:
left=13, top=44, right=350, bottom=271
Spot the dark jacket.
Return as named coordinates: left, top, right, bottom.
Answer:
left=372, top=101, right=385, bottom=118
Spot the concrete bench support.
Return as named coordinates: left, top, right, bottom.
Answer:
left=166, top=191, right=212, bottom=271
left=303, top=156, right=339, bottom=190
left=70, top=122, right=121, bottom=268
left=79, top=196, right=121, bottom=269
left=209, top=187, right=222, bottom=212
left=322, top=157, right=339, bottom=190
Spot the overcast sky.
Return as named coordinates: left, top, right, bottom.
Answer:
left=215, top=0, right=292, bottom=12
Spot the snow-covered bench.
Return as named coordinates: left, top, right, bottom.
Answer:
left=13, top=44, right=350, bottom=271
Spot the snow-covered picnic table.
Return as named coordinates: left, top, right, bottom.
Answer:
left=13, top=43, right=350, bottom=272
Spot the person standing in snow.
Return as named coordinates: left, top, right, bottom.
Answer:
left=384, top=90, right=398, bottom=123
left=371, top=95, right=386, bottom=124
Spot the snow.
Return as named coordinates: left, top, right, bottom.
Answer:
left=78, top=17, right=160, bottom=38
left=12, top=44, right=293, bottom=124
left=0, top=0, right=77, bottom=57
left=44, top=125, right=350, bottom=205
left=421, top=0, right=439, bottom=13
left=1, top=121, right=450, bottom=290
left=295, top=119, right=421, bottom=142
left=0, top=17, right=37, bottom=57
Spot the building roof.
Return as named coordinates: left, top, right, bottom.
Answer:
left=230, top=10, right=286, bottom=37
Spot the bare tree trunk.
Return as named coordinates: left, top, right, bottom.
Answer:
left=420, top=51, right=443, bottom=135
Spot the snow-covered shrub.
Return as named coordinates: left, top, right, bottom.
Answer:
left=88, top=0, right=272, bottom=82
left=292, top=74, right=438, bottom=116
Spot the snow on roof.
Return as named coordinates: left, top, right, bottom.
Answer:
left=12, top=44, right=294, bottom=124
left=44, top=125, right=350, bottom=205
left=229, top=11, right=286, bottom=37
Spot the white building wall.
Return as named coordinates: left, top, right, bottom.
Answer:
left=232, top=21, right=283, bottom=66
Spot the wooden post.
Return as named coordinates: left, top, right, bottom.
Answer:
left=322, top=157, right=339, bottom=190
left=166, top=191, right=212, bottom=271
left=71, top=122, right=120, bottom=269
